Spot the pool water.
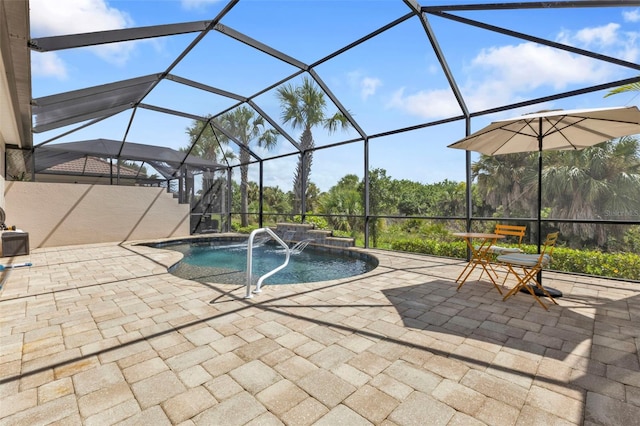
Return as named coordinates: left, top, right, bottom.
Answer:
left=163, top=240, right=377, bottom=285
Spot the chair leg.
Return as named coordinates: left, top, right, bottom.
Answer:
left=502, top=265, right=525, bottom=300
left=528, top=275, right=559, bottom=306
left=483, top=262, right=503, bottom=294
left=499, top=264, right=512, bottom=287
left=456, top=263, right=475, bottom=289
left=479, top=256, right=500, bottom=280
left=502, top=266, right=549, bottom=310
left=456, top=260, right=480, bottom=290
left=518, top=270, right=549, bottom=310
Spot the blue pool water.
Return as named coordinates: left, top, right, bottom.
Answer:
left=160, top=239, right=377, bottom=285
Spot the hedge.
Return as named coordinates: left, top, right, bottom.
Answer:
left=390, top=239, right=640, bottom=281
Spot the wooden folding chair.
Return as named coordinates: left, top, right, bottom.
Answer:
left=489, top=224, right=527, bottom=255
left=476, top=224, right=526, bottom=284
left=497, top=232, right=559, bottom=310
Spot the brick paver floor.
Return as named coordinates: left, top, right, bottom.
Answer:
left=0, top=238, right=638, bottom=425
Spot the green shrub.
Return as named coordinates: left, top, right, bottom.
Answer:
left=391, top=238, right=640, bottom=280
left=332, top=230, right=351, bottom=238
left=391, top=239, right=467, bottom=259
left=550, top=247, right=640, bottom=280
left=305, top=215, right=329, bottom=230
left=291, top=215, right=329, bottom=230
left=234, top=224, right=259, bottom=234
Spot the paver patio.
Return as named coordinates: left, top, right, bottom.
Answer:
left=0, top=239, right=638, bottom=425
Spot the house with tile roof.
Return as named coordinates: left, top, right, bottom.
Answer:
left=35, top=156, right=153, bottom=185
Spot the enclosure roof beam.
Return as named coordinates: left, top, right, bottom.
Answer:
left=29, top=21, right=212, bottom=52
left=209, top=120, right=264, bottom=162
left=427, top=10, right=640, bottom=72
left=215, top=24, right=308, bottom=70
left=308, top=69, right=367, bottom=139
left=166, top=74, right=247, bottom=102
left=247, top=100, right=300, bottom=151
left=421, top=1, right=640, bottom=12
left=137, top=103, right=206, bottom=122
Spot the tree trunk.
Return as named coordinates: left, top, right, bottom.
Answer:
left=240, top=149, right=250, bottom=227
left=293, top=128, right=314, bottom=215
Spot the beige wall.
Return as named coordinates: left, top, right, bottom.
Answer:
left=4, top=181, right=190, bottom=249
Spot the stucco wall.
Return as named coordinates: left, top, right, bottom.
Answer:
left=4, top=181, right=190, bottom=249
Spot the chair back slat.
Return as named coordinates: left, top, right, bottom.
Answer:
left=494, top=224, right=526, bottom=245
left=539, top=231, right=559, bottom=261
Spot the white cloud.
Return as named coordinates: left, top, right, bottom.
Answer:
left=30, top=0, right=135, bottom=66
left=31, top=52, right=68, bottom=79
left=360, top=77, right=382, bottom=100
left=30, top=0, right=133, bottom=36
left=472, top=43, right=610, bottom=91
left=560, top=23, right=621, bottom=47
left=347, top=71, right=383, bottom=100
left=557, top=22, right=639, bottom=66
left=464, top=42, right=613, bottom=112
left=387, top=23, right=636, bottom=120
left=623, top=9, right=640, bottom=22
left=387, top=87, right=460, bottom=118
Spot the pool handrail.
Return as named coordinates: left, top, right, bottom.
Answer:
left=245, top=228, right=291, bottom=298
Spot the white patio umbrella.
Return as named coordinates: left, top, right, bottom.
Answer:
left=448, top=105, right=640, bottom=293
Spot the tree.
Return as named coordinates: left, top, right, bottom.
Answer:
left=429, top=179, right=468, bottom=217
left=185, top=116, right=234, bottom=162
left=262, top=185, right=290, bottom=214
left=394, top=179, right=430, bottom=216
left=471, top=152, right=535, bottom=219
left=544, top=136, right=640, bottom=247
left=184, top=116, right=238, bottom=224
left=472, top=135, right=640, bottom=248
left=305, top=182, right=321, bottom=213
left=365, top=168, right=396, bottom=246
left=604, top=80, right=640, bottom=98
left=276, top=76, right=351, bottom=214
left=214, top=106, right=279, bottom=227
left=318, top=174, right=363, bottom=233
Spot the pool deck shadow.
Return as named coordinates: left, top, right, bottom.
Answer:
left=0, top=240, right=638, bottom=425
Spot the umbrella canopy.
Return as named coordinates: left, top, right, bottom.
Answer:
left=448, top=105, right=640, bottom=289
left=448, top=106, right=640, bottom=155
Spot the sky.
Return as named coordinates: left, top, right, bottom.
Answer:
left=29, top=0, right=640, bottom=192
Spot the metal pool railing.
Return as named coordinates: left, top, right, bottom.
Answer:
left=245, top=228, right=290, bottom=298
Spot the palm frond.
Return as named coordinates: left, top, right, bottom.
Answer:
left=604, top=81, right=640, bottom=98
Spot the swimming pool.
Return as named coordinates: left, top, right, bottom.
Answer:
left=154, top=237, right=378, bottom=285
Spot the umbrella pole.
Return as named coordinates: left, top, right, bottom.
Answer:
left=537, top=134, right=542, bottom=257
left=523, top=126, right=563, bottom=298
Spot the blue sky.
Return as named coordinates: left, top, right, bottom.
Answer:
left=29, top=0, right=640, bottom=191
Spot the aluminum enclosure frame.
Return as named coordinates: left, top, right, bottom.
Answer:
left=26, top=0, right=640, bottom=244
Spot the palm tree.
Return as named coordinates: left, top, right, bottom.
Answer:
left=318, top=174, right=363, bottom=233
left=604, top=79, right=640, bottom=98
left=185, top=116, right=234, bottom=162
left=215, top=106, right=279, bottom=227
left=185, top=116, right=237, bottom=218
left=276, top=76, right=351, bottom=214
left=365, top=168, right=395, bottom=247
left=472, top=153, right=535, bottom=219
left=305, top=182, right=321, bottom=213
left=263, top=185, right=289, bottom=214
left=544, top=136, right=640, bottom=247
